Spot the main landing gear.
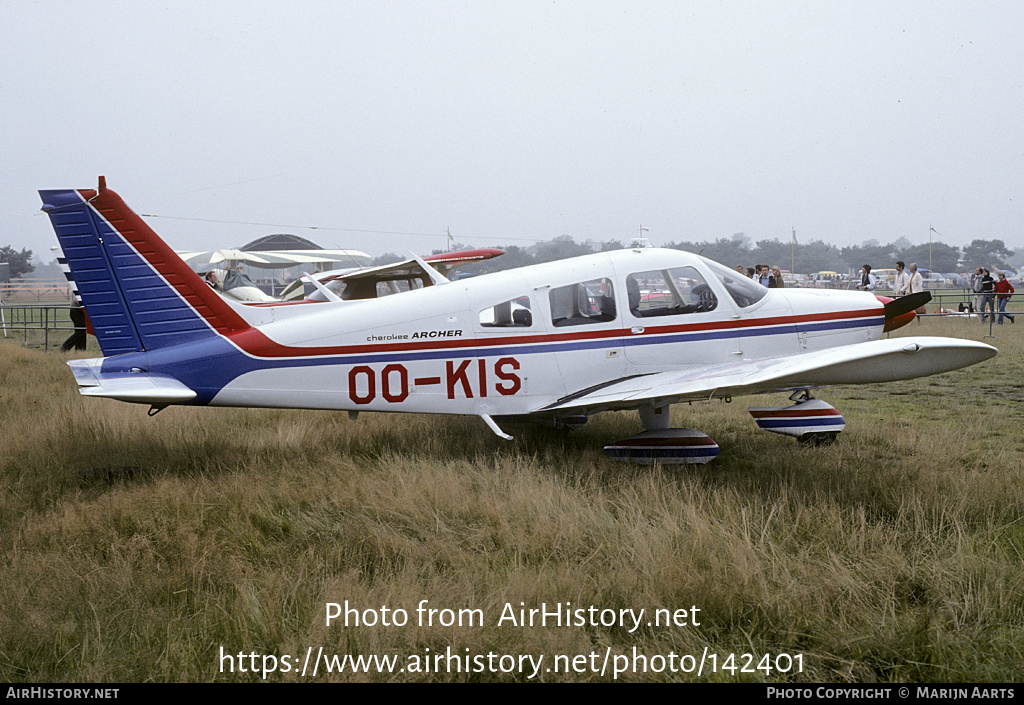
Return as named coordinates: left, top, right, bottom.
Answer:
left=603, top=404, right=720, bottom=465
left=748, top=390, right=845, bottom=446
left=603, top=392, right=846, bottom=465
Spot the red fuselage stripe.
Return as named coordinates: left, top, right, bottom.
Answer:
left=224, top=308, right=882, bottom=359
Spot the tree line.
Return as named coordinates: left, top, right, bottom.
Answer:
left=7, top=234, right=1014, bottom=283
left=406, top=235, right=1016, bottom=276
left=662, top=236, right=1015, bottom=275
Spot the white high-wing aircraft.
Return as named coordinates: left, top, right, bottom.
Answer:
left=277, top=247, right=506, bottom=302
left=188, top=248, right=502, bottom=304
left=40, top=179, right=996, bottom=463
left=180, top=245, right=372, bottom=302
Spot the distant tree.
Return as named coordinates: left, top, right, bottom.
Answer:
left=500, top=245, right=539, bottom=270
left=892, top=236, right=914, bottom=251
left=794, top=240, right=844, bottom=274
left=0, top=246, right=34, bottom=279
left=666, top=238, right=752, bottom=268
left=372, top=252, right=404, bottom=266
left=961, top=239, right=1015, bottom=270
left=663, top=239, right=703, bottom=254
left=752, top=239, right=793, bottom=270
left=530, top=235, right=593, bottom=264
left=840, top=242, right=898, bottom=273
left=463, top=245, right=535, bottom=274
left=1005, top=249, right=1024, bottom=272
left=896, top=242, right=960, bottom=273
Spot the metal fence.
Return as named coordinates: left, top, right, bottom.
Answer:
left=0, top=304, right=81, bottom=349
left=909, top=290, right=1016, bottom=318
left=0, top=279, right=73, bottom=304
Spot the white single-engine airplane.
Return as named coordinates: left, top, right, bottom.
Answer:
left=41, top=178, right=997, bottom=463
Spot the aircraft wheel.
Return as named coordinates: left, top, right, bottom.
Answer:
left=797, top=432, right=838, bottom=446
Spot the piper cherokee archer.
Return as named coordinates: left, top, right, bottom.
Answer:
left=40, top=178, right=997, bottom=464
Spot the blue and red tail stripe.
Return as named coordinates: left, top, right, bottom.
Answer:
left=41, top=178, right=249, bottom=356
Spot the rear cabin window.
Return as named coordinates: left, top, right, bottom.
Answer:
left=479, top=296, right=532, bottom=327
left=549, top=278, right=616, bottom=327
left=626, top=267, right=717, bottom=317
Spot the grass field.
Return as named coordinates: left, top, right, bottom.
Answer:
left=1, top=318, right=1021, bottom=682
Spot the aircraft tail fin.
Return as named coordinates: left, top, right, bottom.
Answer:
left=40, top=177, right=251, bottom=356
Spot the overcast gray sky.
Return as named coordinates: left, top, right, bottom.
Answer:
left=2, top=1, right=1022, bottom=262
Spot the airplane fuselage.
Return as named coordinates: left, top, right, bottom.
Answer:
left=91, top=248, right=885, bottom=419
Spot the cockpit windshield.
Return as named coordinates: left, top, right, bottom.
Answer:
left=700, top=258, right=768, bottom=308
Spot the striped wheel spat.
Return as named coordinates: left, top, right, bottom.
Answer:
left=747, top=399, right=846, bottom=438
left=604, top=429, right=720, bottom=465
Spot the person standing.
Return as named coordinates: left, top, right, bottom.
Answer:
left=894, top=261, right=911, bottom=295
left=857, top=265, right=875, bottom=291
left=971, top=267, right=984, bottom=313
left=980, top=269, right=995, bottom=322
left=994, top=272, right=1015, bottom=324
left=908, top=263, right=924, bottom=295
left=771, top=266, right=784, bottom=288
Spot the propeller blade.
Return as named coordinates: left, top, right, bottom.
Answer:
left=884, top=291, right=931, bottom=320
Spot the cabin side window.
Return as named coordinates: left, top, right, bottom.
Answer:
left=626, top=267, right=717, bottom=317
left=325, top=276, right=427, bottom=300
left=479, top=296, right=532, bottom=327
left=374, top=278, right=425, bottom=298
left=549, top=278, right=616, bottom=327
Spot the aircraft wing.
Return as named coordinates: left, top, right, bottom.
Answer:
left=179, top=248, right=371, bottom=268
left=317, top=248, right=504, bottom=284
left=539, top=336, right=996, bottom=414
left=424, top=248, right=504, bottom=277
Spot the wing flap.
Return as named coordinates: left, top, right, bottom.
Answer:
left=541, top=337, right=996, bottom=413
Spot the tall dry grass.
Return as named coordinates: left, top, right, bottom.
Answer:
left=1, top=317, right=1022, bottom=682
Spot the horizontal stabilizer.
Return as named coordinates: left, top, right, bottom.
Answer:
left=68, top=359, right=196, bottom=404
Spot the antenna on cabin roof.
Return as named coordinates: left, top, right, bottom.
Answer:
left=630, top=225, right=653, bottom=249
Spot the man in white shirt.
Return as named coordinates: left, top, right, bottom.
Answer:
left=908, top=263, right=924, bottom=295
left=894, top=261, right=911, bottom=295
left=971, top=267, right=984, bottom=313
